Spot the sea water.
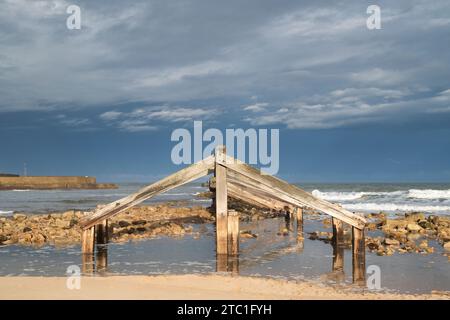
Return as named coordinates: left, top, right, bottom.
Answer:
left=0, top=182, right=449, bottom=294
left=1, top=182, right=450, bottom=216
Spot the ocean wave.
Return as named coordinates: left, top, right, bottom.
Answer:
left=312, top=190, right=366, bottom=201
left=12, top=190, right=30, bottom=192
left=0, top=210, right=13, bottom=215
left=408, top=189, right=450, bottom=199
left=158, top=193, right=191, bottom=196
left=343, top=203, right=450, bottom=213
left=311, top=189, right=403, bottom=201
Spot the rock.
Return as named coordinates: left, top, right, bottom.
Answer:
left=62, top=210, right=75, bottom=219
left=367, top=242, right=379, bottom=251
left=0, top=234, right=8, bottom=244
left=382, top=219, right=407, bottom=232
left=407, top=223, right=422, bottom=232
left=405, top=212, right=425, bottom=223
left=384, top=238, right=400, bottom=246
left=386, top=247, right=395, bottom=255
left=419, top=240, right=428, bottom=249
left=240, top=230, right=257, bottom=238
left=54, top=219, right=71, bottom=229
left=118, top=220, right=131, bottom=228
left=418, top=220, right=433, bottom=229
left=131, top=220, right=147, bottom=226
left=444, top=242, right=450, bottom=251
left=32, top=233, right=46, bottom=244
left=13, top=213, right=27, bottom=221
left=23, top=226, right=32, bottom=233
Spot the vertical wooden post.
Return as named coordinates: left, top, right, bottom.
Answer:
left=332, top=218, right=344, bottom=272
left=352, top=226, right=366, bottom=284
left=96, top=246, right=108, bottom=273
left=95, top=219, right=109, bottom=244
left=216, top=254, right=228, bottom=273
left=81, top=226, right=95, bottom=274
left=215, top=145, right=228, bottom=255
left=81, top=253, right=95, bottom=274
left=227, top=256, right=239, bottom=275
left=296, top=207, right=304, bottom=249
left=81, top=226, right=95, bottom=254
left=227, top=210, right=240, bottom=256
left=284, top=209, right=291, bottom=231
left=296, top=207, right=303, bottom=233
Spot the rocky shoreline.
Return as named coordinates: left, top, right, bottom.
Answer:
left=307, top=211, right=450, bottom=258
left=0, top=205, right=214, bottom=247
left=0, top=201, right=449, bottom=260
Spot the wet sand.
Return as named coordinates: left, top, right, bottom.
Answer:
left=0, top=274, right=448, bottom=300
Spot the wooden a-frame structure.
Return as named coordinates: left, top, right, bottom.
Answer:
left=79, top=145, right=367, bottom=281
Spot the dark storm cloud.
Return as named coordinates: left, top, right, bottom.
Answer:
left=0, top=0, right=449, bottom=129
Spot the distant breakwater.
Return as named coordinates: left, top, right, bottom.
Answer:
left=0, top=176, right=117, bottom=190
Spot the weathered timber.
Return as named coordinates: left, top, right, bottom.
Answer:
left=227, top=210, right=240, bottom=255
left=296, top=207, right=304, bottom=249
left=81, top=226, right=95, bottom=254
left=332, top=218, right=344, bottom=246
left=95, top=219, right=108, bottom=244
left=81, top=253, right=95, bottom=274
left=215, top=146, right=228, bottom=255
left=216, top=155, right=366, bottom=229
left=80, top=155, right=215, bottom=229
left=228, top=179, right=291, bottom=211
left=352, top=227, right=366, bottom=284
left=96, top=246, right=108, bottom=273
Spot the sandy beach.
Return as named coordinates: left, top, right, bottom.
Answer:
left=0, top=274, right=448, bottom=300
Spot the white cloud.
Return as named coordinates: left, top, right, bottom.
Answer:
left=100, top=111, right=122, bottom=121
left=99, top=105, right=217, bottom=132
left=245, top=87, right=450, bottom=129
left=243, top=102, right=268, bottom=112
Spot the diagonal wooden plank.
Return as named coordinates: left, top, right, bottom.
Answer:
left=228, top=182, right=286, bottom=211
left=79, top=155, right=215, bottom=229
left=217, top=155, right=366, bottom=229
left=228, top=178, right=293, bottom=211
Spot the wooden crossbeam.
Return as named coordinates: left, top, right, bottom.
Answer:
left=228, top=179, right=292, bottom=211
left=216, top=155, right=366, bottom=229
left=79, top=155, right=215, bottom=229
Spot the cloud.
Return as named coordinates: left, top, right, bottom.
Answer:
left=244, top=88, right=450, bottom=129
left=56, top=114, right=91, bottom=127
left=99, top=105, right=216, bottom=132
left=0, top=0, right=449, bottom=132
left=243, top=103, right=269, bottom=112
left=99, top=111, right=122, bottom=121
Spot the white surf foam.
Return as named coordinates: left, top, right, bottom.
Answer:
left=343, top=203, right=450, bottom=213
left=408, top=189, right=450, bottom=199
left=312, top=190, right=366, bottom=201
left=0, top=210, right=13, bottom=216
left=311, top=189, right=402, bottom=201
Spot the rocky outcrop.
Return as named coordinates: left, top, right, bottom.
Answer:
left=0, top=205, right=214, bottom=247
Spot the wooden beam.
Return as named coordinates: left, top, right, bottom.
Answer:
left=95, top=219, right=108, bottom=244
left=227, top=210, right=239, bottom=256
left=228, top=180, right=290, bottom=211
left=216, top=155, right=366, bottom=229
left=80, top=155, right=215, bottom=229
left=352, top=227, right=366, bottom=284
left=296, top=207, right=304, bottom=249
left=332, top=218, right=344, bottom=246
left=215, top=146, right=228, bottom=255
left=96, top=246, right=108, bottom=273
left=81, top=226, right=95, bottom=254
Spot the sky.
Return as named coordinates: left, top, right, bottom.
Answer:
left=0, top=0, right=449, bottom=183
